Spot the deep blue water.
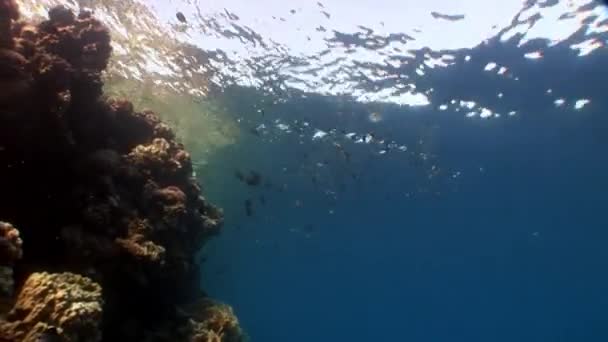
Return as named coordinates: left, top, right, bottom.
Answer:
left=198, top=41, right=608, bottom=341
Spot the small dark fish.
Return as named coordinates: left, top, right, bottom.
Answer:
left=176, top=12, right=187, bottom=23
left=245, top=199, right=253, bottom=216
left=290, top=9, right=296, bottom=14
left=235, top=169, right=245, bottom=182
left=317, top=1, right=325, bottom=8
left=321, top=11, right=331, bottom=19
left=245, top=170, right=262, bottom=186
left=259, top=195, right=266, bottom=205
left=235, top=169, right=262, bottom=186
left=343, top=151, right=351, bottom=162
left=249, top=127, right=261, bottom=136
left=430, top=11, right=465, bottom=21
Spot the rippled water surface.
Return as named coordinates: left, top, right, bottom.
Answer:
left=18, top=0, right=608, bottom=341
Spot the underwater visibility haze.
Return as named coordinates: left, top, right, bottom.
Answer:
left=2, top=0, right=608, bottom=341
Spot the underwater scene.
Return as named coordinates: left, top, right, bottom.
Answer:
left=1, top=0, right=608, bottom=341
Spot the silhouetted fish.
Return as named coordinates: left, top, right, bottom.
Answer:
left=176, top=12, right=187, bottom=23
left=430, top=11, right=465, bottom=21
left=245, top=171, right=262, bottom=186
left=249, top=127, right=261, bottom=136
left=235, top=169, right=245, bottom=182
left=245, top=199, right=253, bottom=216
left=234, top=169, right=262, bottom=186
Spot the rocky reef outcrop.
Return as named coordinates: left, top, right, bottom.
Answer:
left=0, top=1, right=243, bottom=340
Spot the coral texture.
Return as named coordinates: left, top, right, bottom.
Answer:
left=0, top=2, right=242, bottom=341
left=0, top=222, right=22, bottom=266
left=0, top=272, right=103, bottom=342
left=144, top=298, right=244, bottom=342
left=0, top=222, right=22, bottom=312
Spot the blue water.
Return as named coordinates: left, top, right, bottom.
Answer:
left=198, top=32, right=608, bottom=341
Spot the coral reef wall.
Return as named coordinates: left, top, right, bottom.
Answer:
left=0, top=1, right=243, bottom=341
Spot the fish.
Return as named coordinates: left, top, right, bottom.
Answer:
left=176, top=12, right=187, bottom=23
left=234, top=169, right=262, bottom=186
left=245, top=199, right=253, bottom=216
left=234, top=170, right=245, bottom=182
left=249, top=127, right=261, bottom=136
left=245, top=170, right=262, bottom=186
left=430, top=11, right=465, bottom=21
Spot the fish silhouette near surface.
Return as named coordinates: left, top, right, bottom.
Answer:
left=176, top=12, right=187, bottom=23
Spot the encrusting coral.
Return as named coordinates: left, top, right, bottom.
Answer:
left=0, top=272, right=103, bottom=342
left=0, top=2, right=243, bottom=341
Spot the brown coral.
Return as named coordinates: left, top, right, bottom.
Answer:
left=0, top=272, right=103, bottom=342
left=144, top=298, right=244, bottom=342
left=0, top=222, right=22, bottom=317
left=0, top=222, right=22, bottom=266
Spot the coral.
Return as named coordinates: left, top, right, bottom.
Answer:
left=0, top=272, right=103, bottom=342
left=0, top=222, right=22, bottom=311
left=144, top=298, right=245, bottom=342
left=0, top=5, right=241, bottom=342
left=186, top=299, right=244, bottom=342
left=0, top=222, right=22, bottom=266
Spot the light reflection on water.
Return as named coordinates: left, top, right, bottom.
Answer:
left=16, top=0, right=608, bottom=108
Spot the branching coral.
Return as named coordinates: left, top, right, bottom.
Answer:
left=0, top=3, right=242, bottom=341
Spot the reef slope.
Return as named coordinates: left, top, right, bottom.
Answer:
left=0, top=1, right=242, bottom=341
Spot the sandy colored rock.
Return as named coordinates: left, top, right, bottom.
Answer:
left=0, top=272, right=103, bottom=342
